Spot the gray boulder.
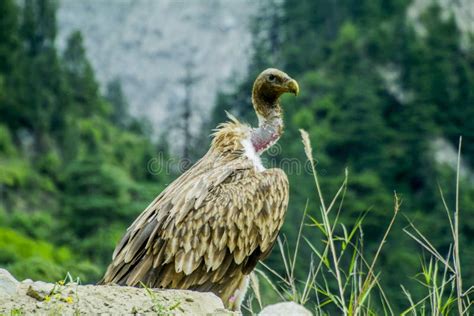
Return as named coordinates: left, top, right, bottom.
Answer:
left=259, top=301, right=313, bottom=316
left=0, top=268, right=19, bottom=297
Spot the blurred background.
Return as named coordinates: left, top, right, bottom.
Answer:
left=0, top=0, right=473, bottom=312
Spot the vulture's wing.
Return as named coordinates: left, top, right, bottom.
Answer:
left=101, top=153, right=289, bottom=290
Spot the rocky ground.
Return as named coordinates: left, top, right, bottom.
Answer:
left=0, top=269, right=312, bottom=315
left=0, top=269, right=231, bottom=315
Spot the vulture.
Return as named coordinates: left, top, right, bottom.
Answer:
left=100, top=68, right=299, bottom=311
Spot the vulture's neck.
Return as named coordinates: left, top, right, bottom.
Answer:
left=250, top=96, right=283, bottom=154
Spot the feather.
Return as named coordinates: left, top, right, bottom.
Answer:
left=234, top=247, right=247, bottom=265
left=211, top=254, right=234, bottom=283
left=153, top=241, right=166, bottom=268
left=164, top=238, right=179, bottom=263
left=182, top=251, right=200, bottom=275
left=124, top=222, right=155, bottom=263
left=112, top=230, right=131, bottom=260
left=126, top=257, right=153, bottom=285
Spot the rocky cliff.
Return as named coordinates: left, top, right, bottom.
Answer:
left=57, top=0, right=256, bottom=138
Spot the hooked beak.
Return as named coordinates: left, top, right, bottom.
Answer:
left=285, top=79, right=299, bottom=96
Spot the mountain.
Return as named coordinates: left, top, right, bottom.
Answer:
left=57, top=0, right=256, bottom=137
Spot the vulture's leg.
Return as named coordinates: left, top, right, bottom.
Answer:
left=226, top=274, right=250, bottom=311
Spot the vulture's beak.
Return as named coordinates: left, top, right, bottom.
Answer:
left=286, top=79, right=299, bottom=96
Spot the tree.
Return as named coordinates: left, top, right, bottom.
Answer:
left=0, top=0, right=20, bottom=75
left=62, top=31, right=103, bottom=117
left=177, top=60, right=202, bottom=163
left=106, top=79, right=129, bottom=128
left=17, top=0, right=63, bottom=156
left=0, top=0, right=21, bottom=130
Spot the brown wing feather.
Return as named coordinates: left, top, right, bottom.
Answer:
left=100, top=148, right=289, bottom=306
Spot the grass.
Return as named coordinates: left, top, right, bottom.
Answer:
left=5, top=309, right=23, bottom=316
left=400, top=137, right=473, bottom=315
left=245, top=131, right=472, bottom=315
left=40, top=273, right=80, bottom=315
left=140, top=281, right=181, bottom=315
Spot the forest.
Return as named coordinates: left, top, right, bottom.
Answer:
left=0, top=0, right=473, bottom=314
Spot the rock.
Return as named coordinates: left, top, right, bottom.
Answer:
left=26, top=286, right=44, bottom=301
left=30, top=281, right=54, bottom=297
left=0, top=275, right=234, bottom=315
left=0, top=268, right=19, bottom=296
left=259, top=302, right=313, bottom=316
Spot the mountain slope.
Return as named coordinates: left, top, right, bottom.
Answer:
left=57, top=0, right=256, bottom=135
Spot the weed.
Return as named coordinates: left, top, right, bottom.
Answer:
left=140, top=282, right=181, bottom=315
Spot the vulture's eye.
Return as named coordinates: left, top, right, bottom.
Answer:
left=268, top=74, right=276, bottom=82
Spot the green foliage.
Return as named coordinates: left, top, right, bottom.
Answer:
left=0, top=227, right=69, bottom=263
left=0, top=0, right=171, bottom=284
left=106, top=78, right=130, bottom=128
left=0, top=227, right=99, bottom=282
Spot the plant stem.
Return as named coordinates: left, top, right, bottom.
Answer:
left=300, top=130, right=347, bottom=315
left=454, top=136, right=463, bottom=315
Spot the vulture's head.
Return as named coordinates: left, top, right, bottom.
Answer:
left=252, top=68, right=299, bottom=118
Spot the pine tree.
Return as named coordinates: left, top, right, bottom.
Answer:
left=0, top=0, right=22, bottom=130
left=63, top=31, right=103, bottom=117
left=18, top=0, right=63, bottom=155
left=106, top=79, right=129, bottom=128
left=179, top=60, right=204, bottom=163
